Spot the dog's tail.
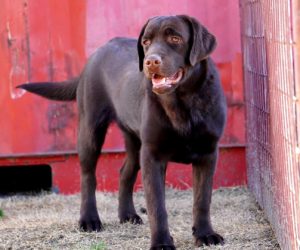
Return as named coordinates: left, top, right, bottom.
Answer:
left=17, top=78, right=79, bottom=101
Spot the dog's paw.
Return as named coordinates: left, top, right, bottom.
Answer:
left=79, top=216, right=103, bottom=232
left=119, top=213, right=143, bottom=224
left=150, top=236, right=175, bottom=250
left=194, top=232, right=224, bottom=247
left=150, top=245, right=176, bottom=250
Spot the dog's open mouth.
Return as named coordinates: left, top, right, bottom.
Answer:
left=151, top=69, right=183, bottom=94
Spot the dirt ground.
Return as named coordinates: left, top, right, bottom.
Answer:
left=0, top=187, right=279, bottom=250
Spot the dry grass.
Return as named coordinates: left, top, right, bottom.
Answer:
left=0, top=187, right=279, bottom=250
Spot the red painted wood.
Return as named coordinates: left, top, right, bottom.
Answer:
left=52, top=147, right=247, bottom=193
left=0, top=0, right=246, bottom=193
left=2, top=147, right=242, bottom=194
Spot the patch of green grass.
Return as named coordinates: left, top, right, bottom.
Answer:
left=0, top=209, right=4, bottom=218
left=90, top=241, right=106, bottom=250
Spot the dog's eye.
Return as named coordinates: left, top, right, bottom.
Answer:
left=142, top=39, right=151, bottom=46
left=169, top=36, right=182, bottom=44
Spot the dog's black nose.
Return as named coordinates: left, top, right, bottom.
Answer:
left=144, top=55, right=162, bottom=70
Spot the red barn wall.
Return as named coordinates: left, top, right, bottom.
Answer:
left=0, top=0, right=246, bottom=193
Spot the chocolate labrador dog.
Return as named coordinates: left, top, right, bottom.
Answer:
left=18, top=15, right=226, bottom=249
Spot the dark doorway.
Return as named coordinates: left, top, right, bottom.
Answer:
left=0, top=165, right=52, bottom=195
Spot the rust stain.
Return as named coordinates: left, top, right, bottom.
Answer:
left=64, top=53, right=74, bottom=79
left=47, top=103, right=76, bottom=132
left=47, top=103, right=76, bottom=150
left=23, top=0, right=31, bottom=81
left=47, top=46, right=55, bottom=81
left=6, top=22, right=14, bottom=47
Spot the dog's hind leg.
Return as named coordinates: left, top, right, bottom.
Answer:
left=118, top=132, right=143, bottom=224
left=78, top=112, right=110, bottom=232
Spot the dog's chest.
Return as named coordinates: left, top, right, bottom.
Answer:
left=160, top=95, right=207, bottom=135
left=169, top=129, right=218, bottom=164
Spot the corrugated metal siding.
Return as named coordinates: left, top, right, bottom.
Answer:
left=240, top=0, right=300, bottom=249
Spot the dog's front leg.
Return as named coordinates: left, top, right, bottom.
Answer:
left=141, top=145, right=175, bottom=250
left=192, top=151, right=224, bottom=246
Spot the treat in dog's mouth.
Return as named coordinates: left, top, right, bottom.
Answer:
left=151, top=69, right=183, bottom=90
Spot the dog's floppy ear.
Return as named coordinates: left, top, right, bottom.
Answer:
left=137, top=20, right=149, bottom=72
left=179, top=15, right=217, bottom=66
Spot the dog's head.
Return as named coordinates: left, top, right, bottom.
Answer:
left=138, top=15, right=216, bottom=95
